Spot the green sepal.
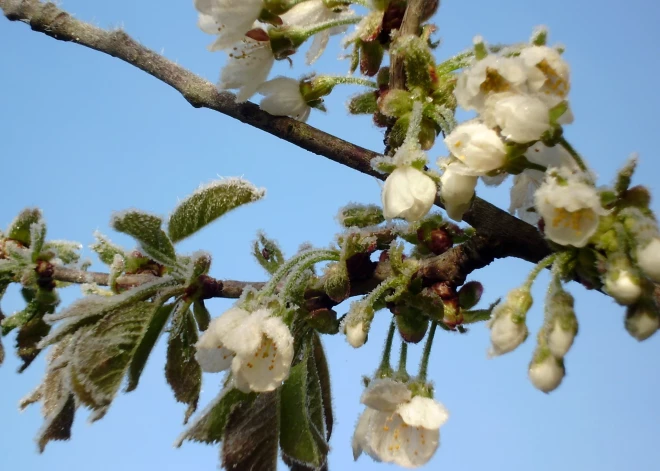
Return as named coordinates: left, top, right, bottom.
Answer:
left=253, top=232, right=285, bottom=276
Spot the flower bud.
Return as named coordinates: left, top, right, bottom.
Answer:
left=378, top=89, right=413, bottom=118
left=348, top=91, right=378, bottom=115
left=625, top=299, right=660, bottom=341
left=308, top=308, right=340, bottom=334
left=546, top=291, right=578, bottom=358
left=636, top=238, right=660, bottom=282
left=604, top=268, right=642, bottom=306
left=440, top=163, right=478, bottom=222
left=360, top=39, right=385, bottom=77
left=346, top=321, right=367, bottom=348
left=382, top=167, right=437, bottom=222
left=324, top=262, right=351, bottom=303
left=488, top=288, right=532, bottom=357
left=395, top=307, right=430, bottom=343
left=528, top=348, right=565, bottom=393
left=458, top=281, right=484, bottom=310
left=417, top=226, right=453, bottom=255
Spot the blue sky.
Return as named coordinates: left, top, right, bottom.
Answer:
left=1, top=0, right=660, bottom=470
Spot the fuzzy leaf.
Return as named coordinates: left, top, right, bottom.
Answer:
left=69, top=301, right=155, bottom=414
left=90, top=232, right=125, bottom=265
left=222, top=390, right=279, bottom=471
left=176, top=388, right=256, bottom=447
left=7, top=208, right=42, bottom=246
left=126, top=303, right=175, bottom=392
left=168, top=179, right=265, bottom=243
left=30, top=222, right=47, bottom=261
left=20, top=336, right=77, bottom=452
left=311, top=333, right=333, bottom=440
left=43, top=240, right=82, bottom=265
left=348, top=91, right=378, bottom=115
left=166, top=304, right=201, bottom=424
left=338, top=204, right=384, bottom=228
left=253, top=232, right=285, bottom=275
left=192, top=300, right=211, bottom=331
left=16, top=314, right=51, bottom=372
left=111, top=211, right=177, bottom=266
left=280, top=344, right=327, bottom=468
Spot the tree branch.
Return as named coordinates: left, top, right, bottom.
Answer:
left=0, top=0, right=551, bottom=265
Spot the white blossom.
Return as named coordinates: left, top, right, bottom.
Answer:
left=219, top=36, right=275, bottom=102
left=444, top=120, right=507, bottom=173
left=194, top=307, right=294, bottom=393
left=258, top=77, right=311, bottom=121
left=282, top=0, right=355, bottom=64
left=519, top=45, right=570, bottom=107
left=547, top=317, right=576, bottom=358
left=353, top=379, right=449, bottom=468
left=528, top=352, right=565, bottom=393
left=604, top=269, right=642, bottom=305
left=195, top=0, right=264, bottom=51
left=534, top=169, right=606, bottom=247
left=636, top=238, right=660, bottom=282
left=454, top=55, right=528, bottom=112
left=440, top=162, right=478, bottom=222
left=382, top=167, right=437, bottom=222
left=483, top=92, right=551, bottom=143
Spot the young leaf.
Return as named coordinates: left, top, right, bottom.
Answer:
left=252, top=231, right=285, bottom=275
left=111, top=210, right=177, bottom=266
left=311, top=333, right=333, bottom=440
left=69, top=301, right=155, bottom=415
left=7, top=208, right=42, bottom=246
left=90, top=231, right=125, bottom=265
left=168, top=179, right=265, bottom=243
left=192, top=300, right=211, bottom=331
left=43, top=240, right=82, bottom=265
left=30, top=222, right=47, bottom=262
left=126, top=302, right=175, bottom=392
left=175, top=387, right=256, bottom=447
left=337, top=204, right=385, bottom=228
left=222, top=390, right=279, bottom=471
left=20, top=336, right=77, bottom=452
left=16, top=314, right=51, bottom=373
left=280, top=344, right=327, bottom=469
left=166, top=303, right=201, bottom=424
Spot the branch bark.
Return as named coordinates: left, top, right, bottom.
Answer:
left=0, top=0, right=552, bottom=266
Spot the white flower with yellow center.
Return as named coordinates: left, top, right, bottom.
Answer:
left=381, top=166, right=437, bottom=222
left=194, top=306, right=294, bottom=393
left=454, top=55, right=528, bottom=112
left=352, top=379, right=449, bottom=468
left=444, top=120, right=507, bottom=173
left=258, top=77, right=311, bottom=121
left=519, top=45, right=570, bottom=107
left=282, top=0, right=355, bottom=64
left=219, top=35, right=275, bottom=102
left=195, top=0, right=264, bottom=52
left=534, top=169, right=607, bottom=247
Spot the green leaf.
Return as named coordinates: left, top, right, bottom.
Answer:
left=311, top=333, right=333, bottom=440
left=168, top=179, right=265, bottom=243
left=176, top=388, right=256, bottom=447
left=347, top=91, right=378, bottom=115
left=7, top=208, right=42, bottom=246
left=192, top=300, right=211, bottom=331
left=16, top=314, right=51, bottom=372
left=43, top=240, right=82, bottom=265
left=253, top=232, right=285, bottom=275
left=280, top=343, right=327, bottom=468
left=126, top=302, right=175, bottom=392
left=222, top=390, right=279, bottom=471
left=30, top=222, right=47, bottom=262
left=19, top=336, right=77, bottom=452
left=111, top=210, right=177, bottom=266
left=90, top=232, right=125, bottom=265
left=166, top=303, right=202, bottom=424
left=69, top=301, right=155, bottom=416
left=337, top=204, right=384, bottom=228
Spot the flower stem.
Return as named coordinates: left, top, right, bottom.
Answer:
left=523, top=253, right=558, bottom=290
left=280, top=252, right=340, bottom=300
left=559, top=137, right=591, bottom=178
left=300, top=16, right=363, bottom=40
left=376, top=320, right=396, bottom=376
left=260, top=249, right=338, bottom=298
left=397, top=341, right=408, bottom=376
left=325, top=76, right=378, bottom=88
left=418, top=321, right=437, bottom=381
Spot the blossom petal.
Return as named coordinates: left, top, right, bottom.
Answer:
left=361, top=378, right=411, bottom=412
left=397, top=396, right=449, bottom=430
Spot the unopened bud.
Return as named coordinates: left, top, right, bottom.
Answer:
left=458, top=281, right=483, bottom=310
left=360, top=39, right=385, bottom=77
left=488, top=288, right=532, bottom=357
left=324, top=262, right=351, bottom=303
left=431, top=281, right=455, bottom=300
left=395, top=307, right=429, bottom=343
left=528, top=348, right=565, bottom=393
left=308, top=308, right=339, bottom=334
left=543, top=290, right=578, bottom=358
left=636, top=238, right=660, bottom=282
left=338, top=204, right=384, bottom=228
left=348, top=91, right=378, bottom=115
left=376, top=67, right=390, bottom=89
left=417, top=227, right=453, bottom=255
left=378, top=89, right=413, bottom=118
left=622, top=185, right=652, bottom=209
left=625, top=299, right=660, bottom=341
left=441, top=298, right=463, bottom=329
left=604, top=268, right=642, bottom=306
left=346, top=321, right=367, bottom=348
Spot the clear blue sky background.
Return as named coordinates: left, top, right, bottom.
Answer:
left=2, top=1, right=660, bottom=470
